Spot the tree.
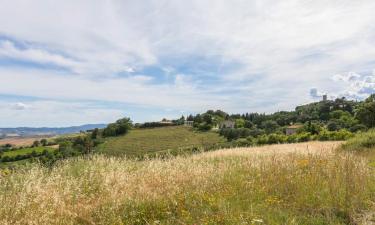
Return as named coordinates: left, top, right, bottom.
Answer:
left=244, top=120, right=254, bottom=129
left=59, top=141, right=72, bottom=152
left=83, top=137, right=93, bottom=154
left=40, top=139, right=48, bottom=146
left=327, top=120, right=341, bottom=131
left=235, top=119, right=245, bottom=128
left=91, top=128, right=99, bottom=139
left=32, top=140, right=40, bottom=147
left=103, top=117, right=133, bottom=137
left=304, top=121, right=322, bottom=135
left=329, top=110, right=351, bottom=120
left=356, top=94, right=375, bottom=128
left=261, top=120, right=280, bottom=134
left=115, top=117, right=132, bottom=135
left=187, top=114, right=194, bottom=121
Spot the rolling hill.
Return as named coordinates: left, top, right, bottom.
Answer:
left=0, top=124, right=107, bottom=137
left=97, top=126, right=227, bottom=157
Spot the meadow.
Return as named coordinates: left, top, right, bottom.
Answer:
left=0, top=141, right=374, bottom=225
left=0, top=137, right=47, bottom=147
left=2, top=146, right=55, bottom=157
left=97, top=126, right=227, bottom=157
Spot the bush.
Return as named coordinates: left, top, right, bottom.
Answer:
left=349, top=124, right=367, bottom=133
left=103, top=117, right=132, bottom=137
left=198, top=123, right=212, bottom=131
left=234, top=138, right=252, bottom=147
left=139, top=122, right=175, bottom=129
left=256, top=135, right=269, bottom=145
left=296, top=132, right=311, bottom=142
left=317, top=129, right=353, bottom=141
left=286, top=134, right=298, bottom=143
left=327, top=120, right=341, bottom=131
left=267, top=133, right=287, bottom=144
left=341, top=129, right=375, bottom=152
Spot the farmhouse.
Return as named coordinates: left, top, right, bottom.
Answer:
left=159, top=119, right=173, bottom=125
left=285, top=124, right=302, bottom=135
left=219, top=120, right=235, bottom=129
left=184, top=121, right=194, bottom=127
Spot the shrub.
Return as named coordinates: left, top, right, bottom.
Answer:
left=267, top=133, right=287, bottom=144
left=286, top=134, right=298, bottom=143
left=341, top=129, right=375, bottom=152
left=349, top=124, right=368, bottom=133
left=256, top=135, right=269, bottom=145
left=198, top=123, right=212, bottom=131
left=234, top=138, right=252, bottom=147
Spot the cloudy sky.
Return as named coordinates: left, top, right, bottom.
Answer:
left=1, top=0, right=375, bottom=127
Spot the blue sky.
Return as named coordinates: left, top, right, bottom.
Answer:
left=0, top=0, right=375, bottom=127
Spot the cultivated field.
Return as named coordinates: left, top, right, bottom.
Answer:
left=0, top=141, right=373, bottom=225
left=97, top=126, right=226, bottom=156
left=2, top=146, right=55, bottom=157
left=0, top=136, right=50, bottom=147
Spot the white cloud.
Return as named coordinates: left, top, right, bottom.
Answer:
left=329, top=71, right=375, bottom=99
left=0, top=100, right=124, bottom=127
left=0, top=0, right=375, bottom=125
left=10, top=102, right=31, bottom=110
left=0, top=40, right=79, bottom=70
left=309, top=88, right=325, bottom=99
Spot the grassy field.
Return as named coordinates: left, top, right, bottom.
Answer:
left=340, top=129, right=375, bottom=174
left=0, top=136, right=51, bottom=147
left=0, top=141, right=374, bottom=224
left=2, top=146, right=55, bottom=157
left=97, top=126, right=227, bottom=157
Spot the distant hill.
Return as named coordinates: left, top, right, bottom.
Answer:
left=0, top=124, right=107, bottom=137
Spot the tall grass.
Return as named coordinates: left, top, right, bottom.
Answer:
left=0, top=142, right=373, bottom=224
left=341, top=129, right=375, bottom=152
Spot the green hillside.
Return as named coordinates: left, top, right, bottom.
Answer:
left=97, top=126, right=226, bottom=157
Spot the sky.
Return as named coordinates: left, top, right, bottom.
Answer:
left=0, top=0, right=375, bottom=127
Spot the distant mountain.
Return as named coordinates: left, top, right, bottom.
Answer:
left=0, top=124, right=107, bottom=137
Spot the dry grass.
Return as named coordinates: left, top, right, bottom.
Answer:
left=201, top=141, right=342, bottom=158
left=0, top=136, right=52, bottom=147
left=0, top=142, right=373, bottom=224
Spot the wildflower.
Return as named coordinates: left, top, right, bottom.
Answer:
left=251, top=218, right=264, bottom=223
left=297, top=159, right=309, bottom=168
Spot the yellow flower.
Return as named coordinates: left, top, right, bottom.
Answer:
left=297, top=159, right=309, bottom=168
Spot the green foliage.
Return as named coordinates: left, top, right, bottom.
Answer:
left=261, top=120, right=280, bottom=134
left=197, top=122, right=212, bottom=131
left=40, top=139, right=48, bottom=146
left=32, top=140, right=40, bottom=147
left=103, top=117, right=132, bottom=137
left=303, top=121, right=322, bottom=135
left=349, top=124, right=367, bottom=133
left=316, top=129, right=354, bottom=141
left=97, top=126, right=226, bottom=157
left=0, top=146, right=55, bottom=163
left=138, top=121, right=175, bottom=129
left=91, top=128, right=99, bottom=139
left=356, top=94, right=375, bottom=128
left=235, top=118, right=245, bottom=128
left=341, top=129, right=375, bottom=152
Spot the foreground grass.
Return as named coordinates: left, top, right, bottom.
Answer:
left=341, top=129, right=375, bottom=170
left=0, top=142, right=373, bottom=225
left=341, top=129, right=375, bottom=152
left=97, top=126, right=226, bottom=157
